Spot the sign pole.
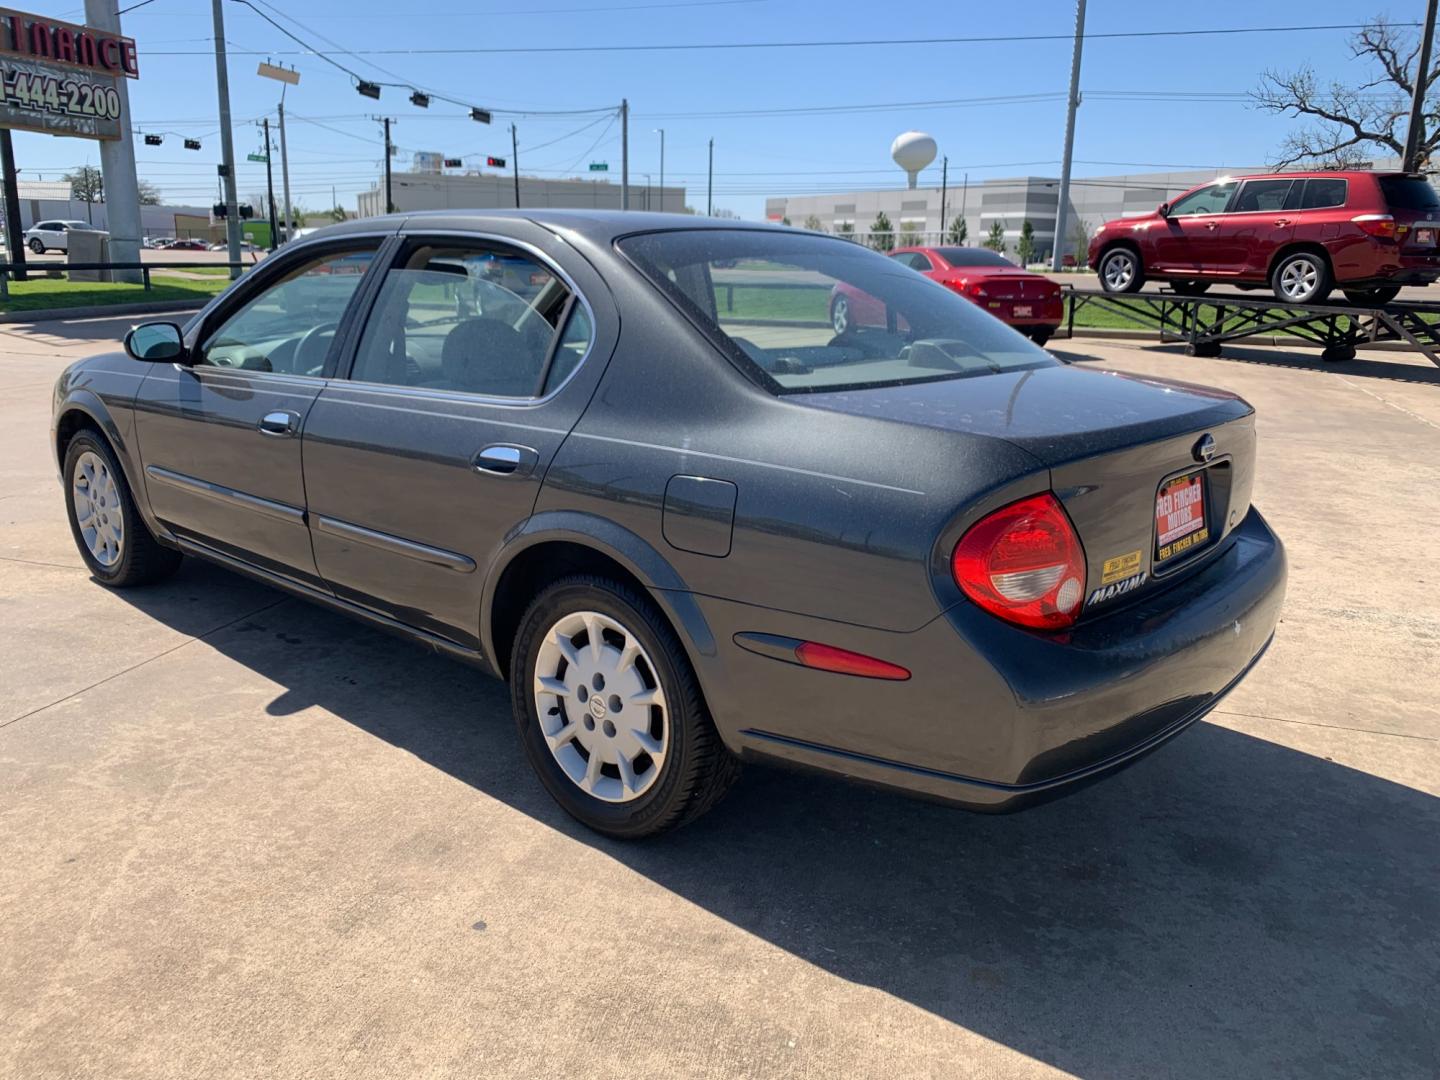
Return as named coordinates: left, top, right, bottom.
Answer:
left=511, top=123, right=520, bottom=209
left=0, top=129, right=27, bottom=282
left=278, top=97, right=293, bottom=241
left=84, top=0, right=142, bottom=282
left=209, top=0, right=242, bottom=276
left=262, top=118, right=278, bottom=251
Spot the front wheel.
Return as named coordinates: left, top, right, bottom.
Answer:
left=1098, top=247, right=1144, bottom=293
left=1271, top=251, right=1332, bottom=305
left=510, top=575, right=740, bottom=838
left=1026, top=326, right=1054, bottom=346
left=63, top=431, right=182, bottom=587
left=1342, top=286, right=1401, bottom=307
left=28, top=238, right=44, bottom=254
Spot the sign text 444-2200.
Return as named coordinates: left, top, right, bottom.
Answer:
left=2, top=65, right=119, bottom=119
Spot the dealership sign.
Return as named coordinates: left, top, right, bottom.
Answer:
left=0, top=7, right=137, bottom=140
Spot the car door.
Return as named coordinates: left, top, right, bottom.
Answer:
left=1151, top=181, right=1237, bottom=273
left=130, top=237, right=387, bottom=587
left=51, top=222, right=70, bottom=251
left=300, top=227, right=617, bottom=648
left=1207, top=178, right=1296, bottom=277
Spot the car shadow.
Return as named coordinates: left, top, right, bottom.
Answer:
left=116, top=560, right=1439, bottom=1079
left=1053, top=339, right=1440, bottom=386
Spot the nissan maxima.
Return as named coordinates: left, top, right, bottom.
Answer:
left=51, top=211, right=1286, bottom=837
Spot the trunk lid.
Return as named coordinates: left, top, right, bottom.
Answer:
left=801, top=364, right=1257, bottom=615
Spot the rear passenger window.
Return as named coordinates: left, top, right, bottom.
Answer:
left=1232, top=180, right=1293, bottom=213
left=350, top=243, right=590, bottom=398
left=1299, top=178, right=1348, bottom=210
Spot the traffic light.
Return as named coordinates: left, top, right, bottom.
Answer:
left=486, top=156, right=506, bottom=168
left=410, top=91, right=429, bottom=108
left=183, top=138, right=201, bottom=150
left=143, top=133, right=162, bottom=146
left=212, top=203, right=226, bottom=218
left=471, top=108, right=491, bottom=124
left=239, top=204, right=254, bottom=219
left=443, top=158, right=462, bottom=168
left=356, top=80, right=381, bottom=99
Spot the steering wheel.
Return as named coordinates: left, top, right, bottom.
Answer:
left=292, top=320, right=340, bottom=375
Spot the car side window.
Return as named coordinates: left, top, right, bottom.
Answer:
left=1299, top=178, right=1348, bottom=210
left=349, top=242, right=582, bottom=398
left=908, top=252, right=934, bottom=271
left=198, top=247, right=376, bottom=376
left=1232, top=180, right=1293, bottom=213
left=1168, top=182, right=1237, bottom=216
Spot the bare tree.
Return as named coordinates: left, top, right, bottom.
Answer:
left=1251, top=16, right=1437, bottom=168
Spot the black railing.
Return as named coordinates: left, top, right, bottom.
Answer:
left=0, top=259, right=252, bottom=301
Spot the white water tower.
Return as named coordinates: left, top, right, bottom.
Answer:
left=891, top=131, right=937, bottom=189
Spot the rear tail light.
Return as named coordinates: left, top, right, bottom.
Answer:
left=1352, top=213, right=1397, bottom=240
left=952, top=493, right=1087, bottom=630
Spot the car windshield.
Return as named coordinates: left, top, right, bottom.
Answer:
left=1378, top=176, right=1440, bottom=210
left=618, top=229, right=1055, bottom=394
left=935, top=247, right=1015, bottom=267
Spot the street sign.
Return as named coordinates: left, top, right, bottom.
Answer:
left=256, top=62, right=298, bottom=86
left=246, top=152, right=268, bottom=163
left=0, top=6, right=138, bottom=141
left=589, top=162, right=608, bottom=172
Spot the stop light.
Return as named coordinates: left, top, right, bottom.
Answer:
left=486, top=156, right=506, bottom=168
left=444, top=158, right=462, bottom=168
left=212, top=203, right=226, bottom=218
left=239, top=204, right=254, bottom=219
left=143, top=133, right=162, bottom=146
left=471, top=108, right=491, bottom=124
left=183, top=138, right=201, bottom=150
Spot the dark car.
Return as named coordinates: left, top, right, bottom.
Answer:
left=165, top=238, right=210, bottom=251
left=833, top=245, right=1064, bottom=344
left=1089, top=170, right=1440, bottom=305
left=51, top=210, right=1286, bottom=838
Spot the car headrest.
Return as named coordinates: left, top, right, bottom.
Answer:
left=440, top=317, right=546, bottom=396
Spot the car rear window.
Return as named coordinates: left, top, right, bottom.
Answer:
left=617, top=229, right=1056, bottom=394
left=934, top=247, right=1015, bottom=267
left=1299, top=178, right=1348, bottom=210
left=1378, top=176, right=1440, bottom=210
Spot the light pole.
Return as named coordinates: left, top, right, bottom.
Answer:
left=209, top=0, right=243, bottom=275
left=1052, top=0, right=1087, bottom=271
left=1403, top=0, right=1439, bottom=171
left=707, top=137, right=713, bottom=216
left=653, top=128, right=664, bottom=212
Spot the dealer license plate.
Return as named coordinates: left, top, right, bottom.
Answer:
left=1013, top=304, right=1032, bottom=317
left=1155, top=471, right=1209, bottom=563
left=1417, top=229, right=1435, bottom=246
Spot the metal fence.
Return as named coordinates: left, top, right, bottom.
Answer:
left=0, top=259, right=249, bottom=300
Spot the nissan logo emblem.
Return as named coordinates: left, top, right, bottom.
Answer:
left=1193, top=434, right=1217, bottom=463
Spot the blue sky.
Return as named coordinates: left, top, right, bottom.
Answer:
left=9, top=0, right=1418, bottom=218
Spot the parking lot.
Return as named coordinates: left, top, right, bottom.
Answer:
left=2, top=315, right=1436, bottom=1079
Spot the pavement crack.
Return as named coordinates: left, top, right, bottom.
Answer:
left=1212, top=708, right=1437, bottom=743
left=1335, top=374, right=1440, bottom=432
left=0, top=554, right=86, bottom=570
left=0, top=596, right=291, bottom=732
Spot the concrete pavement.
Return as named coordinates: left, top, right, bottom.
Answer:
left=1, top=316, right=1436, bottom=1079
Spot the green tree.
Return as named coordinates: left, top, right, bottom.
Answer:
left=803, top=213, right=823, bottom=232
left=947, top=216, right=967, bottom=245
left=835, top=221, right=855, bottom=236
left=64, top=165, right=103, bottom=205
left=781, top=215, right=792, bottom=226
left=984, top=220, right=1006, bottom=254
left=871, top=210, right=894, bottom=251
left=898, top=221, right=921, bottom=247
left=137, top=179, right=162, bottom=206
left=328, top=205, right=347, bottom=223
left=1069, top=217, right=1092, bottom=267
left=1017, top=220, right=1035, bottom=265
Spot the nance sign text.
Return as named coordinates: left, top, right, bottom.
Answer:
left=0, top=7, right=138, bottom=79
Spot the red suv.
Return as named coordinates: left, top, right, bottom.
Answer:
left=1088, top=171, right=1440, bottom=305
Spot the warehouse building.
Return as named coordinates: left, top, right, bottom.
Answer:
left=357, top=171, right=686, bottom=218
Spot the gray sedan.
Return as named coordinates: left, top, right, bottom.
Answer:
left=50, top=210, right=1286, bottom=837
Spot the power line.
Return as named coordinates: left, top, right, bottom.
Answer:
left=148, top=22, right=1415, bottom=57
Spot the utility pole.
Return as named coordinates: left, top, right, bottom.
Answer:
left=511, top=123, right=520, bottom=208
left=86, top=0, right=141, bottom=282
left=277, top=98, right=293, bottom=242
left=261, top=118, right=278, bottom=251
left=939, top=155, right=948, bottom=243
left=654, top=127, right=665, bottom=212
left=383, top=117, right=394, bottom=213
left=620, top=99, right=629, bottom=210
left=1, top=130, right=27, bottom=281
left=1404, top=0, right=1439, bottom=171
left=960, top=172, right=968, bottom=236
left=707, top=137, right=713, bottom=216
left=209, top=0, right=243, bottom=276
left=1051, top=0, right=1086, bottom=271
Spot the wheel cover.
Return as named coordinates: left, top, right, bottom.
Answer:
left=72, top=450, right=124, bottom=567
left=1103, top=252, right=1135, bottom=290
left=533, top=610, right=670, bottom=804
left=832, top=295, right=849, bottom=333
left=1280, top=257, right=1320, bottom=300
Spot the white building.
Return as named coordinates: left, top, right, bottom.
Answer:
left=357, top=172, right=686, bottom=218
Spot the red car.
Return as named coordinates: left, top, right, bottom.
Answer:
left=831, top=246, right=1063, bottom=344
left=164, top=238, right=209, bottom=251
left=1088, top=170, right=1440, bottom=306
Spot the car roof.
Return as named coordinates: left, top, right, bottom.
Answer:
left=1203, top=170, right=1419, bottom=184
left=297, top=208, right=797, bottom=245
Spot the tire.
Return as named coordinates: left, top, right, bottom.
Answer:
left=1027, top=326, right=1054, bottom=346
left=1271, top=251, right=1333, bottom=304
left=510, top=574, right=740, bottom=838
left=1098, top=247, right=1144, bottom=293
left=1173, top=279, right=1211, bottom=296
left=1342, top=286, right=1401, bottom=307
left=63, top=430, right=182, bottom=587
left=831, top=294, right=851, bottom=335
left=28, top=238, right=44, bottom=254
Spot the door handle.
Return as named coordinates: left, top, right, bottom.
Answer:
left=257, top=409, right=301, bottom=437
left=1203, top=222, right=1219, bottom=230
left=473, top=444, right=538, bottom=478
left=1273, top=218, right=1291, bottom=226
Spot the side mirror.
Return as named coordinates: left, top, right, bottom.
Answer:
left=1157, top=202, right=1171, bottom=218
left=124, top=322, right=187, bottom=363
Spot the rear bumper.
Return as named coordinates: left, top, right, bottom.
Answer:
left=688, top=507, right=1286, bottom=812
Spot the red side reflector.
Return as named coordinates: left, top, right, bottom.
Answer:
left=794, top=641, right=910, bottom=681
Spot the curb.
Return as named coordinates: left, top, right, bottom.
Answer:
left=0, top=297, right=209, bottom=324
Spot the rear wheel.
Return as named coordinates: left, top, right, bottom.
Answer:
left=1271, top=251, right=1332, bottom=304
left=1342, top=286, right=1401, bottom=307
left=831, top=294, right=851, bottom=335
left=28, top=237, right=44, bottom=254
left=1098, top=247, right=1144, bottom=293
left=1172, top=279, right=1211, bottom=296
left=510, top=575, right=740, bottom=838
left=63, top=430, right=182, bottom=587
left=1027, top=326, right=1054, bottom=346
